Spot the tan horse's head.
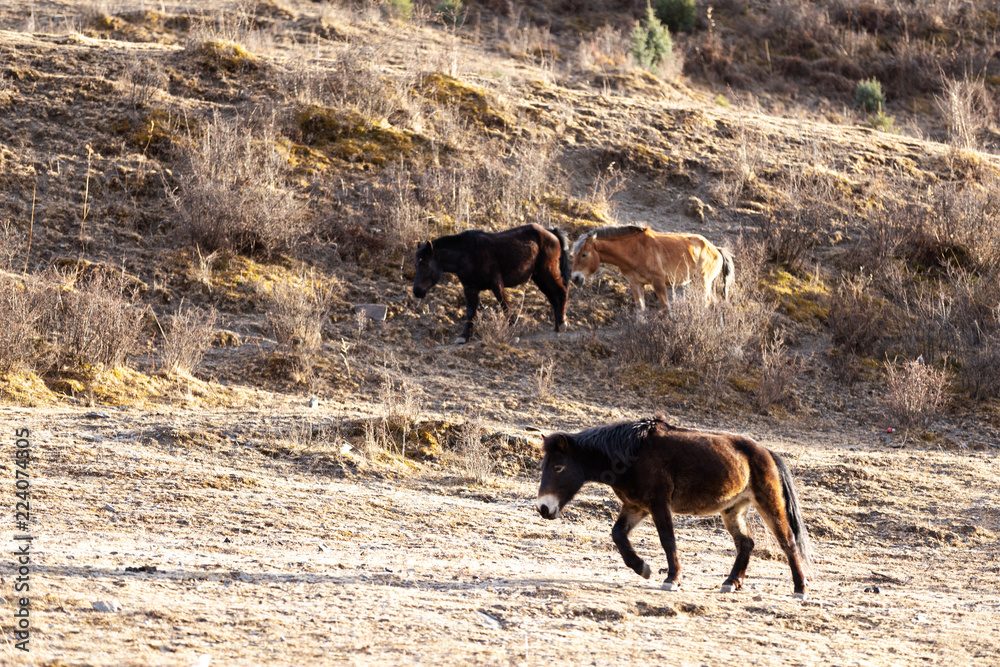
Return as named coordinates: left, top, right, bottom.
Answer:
left=570, top=233, right=600, bottom=286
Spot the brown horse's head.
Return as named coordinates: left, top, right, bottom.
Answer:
left=570, top=234, right=599, bottom=287
left=536, top=433, right=586, bottom=520
left=412, top=241, right=442, bottom=299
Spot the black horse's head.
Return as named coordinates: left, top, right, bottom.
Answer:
left=412, top=241, right=442, bottom=299
left=536, top=433, right=586, bottom=520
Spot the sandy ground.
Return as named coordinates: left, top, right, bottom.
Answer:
left=3, top=405, right=998, bottom=666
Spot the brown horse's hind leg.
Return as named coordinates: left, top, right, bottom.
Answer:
left=611, top=505, right=651, bottom=579
left=751, top=469, right=809, bottom=597
left=651, top=503, right=682, bottom=590
left=720, top=501, right=754, bottom=593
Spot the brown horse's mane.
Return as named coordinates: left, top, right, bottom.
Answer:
left=548, top=415, right=672, bottom=465
left=572, top=225, right=649, bottom=255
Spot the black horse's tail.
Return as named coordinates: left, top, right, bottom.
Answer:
left=550, top=227, right=572, bottom=289
left=720, top=247, right=735, bottom=300
left=770, top=450, right=813, bottom=574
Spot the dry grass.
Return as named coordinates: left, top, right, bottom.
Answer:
left=617, top=291, right=772, bottom=395
left=881, top=357, right=948, bottom=434
left=754, top=335, right=803, bottom=414
left=158, top=302, right=218, bottom=376
left=475, top=307, right=520, bottom=347
left=58, top=269, right=148, bottom=370
left=172, top=113, right=306, bottom=257
left=456, top=413, right=493, bottom=482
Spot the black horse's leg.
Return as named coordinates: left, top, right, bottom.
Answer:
left=611, top=505, right=651, bottom=579
left=490, top=283, right=513, bottom=323
left=531, top=273, right=568, bottom=333
left=457, top=286, right=480, bottom=344
left=651, top=503, right=681, bottom=590
left=720, top=501, right=755, bottom=593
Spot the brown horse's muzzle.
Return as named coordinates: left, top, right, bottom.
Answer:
left=536, top=494, right=561, bottom=520
left=413, top=286, right=428, bottom=299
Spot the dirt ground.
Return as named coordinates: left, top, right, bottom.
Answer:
left=3, top=402, right=998, bottom=666
left=1, top=1, right=1000, bottom=665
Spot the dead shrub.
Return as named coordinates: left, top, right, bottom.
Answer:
left=617, top=292, right=771, bottom=392
left=575, top=24, right=633, bottom=74
left=159, top=302, right=218, bottom=376
left=264, top=275, right=333, bottom=382
left=0, top=274, right=42, bottom=374
left=754, top=334, right=804, bottom=414
left=881, top=357, right=948, bottom=433
left=828, top=272, right=887, bottom=359
left=957, top=334, right=1000, bottom=402
left=536, top=359, right=555, bottom=400
left=476, top=308, right=520, bottom=347
left=58, top=270, right=147, bottom=369
left=119, top=55, right=167, bottom=111
left=457, top=414, right=493, bottom=483
left=173, top=113, right=306, bottom=257
left=935, top=77, right=993, bottom=151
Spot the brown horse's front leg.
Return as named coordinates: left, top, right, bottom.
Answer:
left=611, top=506, right=650, bottom=579
left=457, top=286, right=480, bottom=344
left=651, top=505, right=681, bottom=590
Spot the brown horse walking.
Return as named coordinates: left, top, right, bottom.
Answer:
left=571, top=225, right=734, bottom=310
left=536, top=415, right=812, bottom=597
left=413, top=223, right=571, bottom=344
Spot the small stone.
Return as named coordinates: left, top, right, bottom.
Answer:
left=103, top=504, right=118, bottom=513
left=354, top=304, right=387, bottom=321
left=317, top=542, right=330, bottom=553
left=477, top=611, right=502, bottom=630
left=84, top=410, right=111, bottom=419
left=339, top=442, right=353, bottom=456
left=92, top=600, right=123, bottom=612
left=307, top=397, right=319, bottom=408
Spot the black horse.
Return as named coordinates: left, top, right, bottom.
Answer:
left=413, top=224, right=571, bottom=343
left=536, top=415, right=812, bottom=597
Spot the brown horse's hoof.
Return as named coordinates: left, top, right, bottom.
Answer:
left=720, top=583, right=737, bottom=593
left=640, top=563, right=651, bottom=579
left=556, top=323, right=568, bottom=334
left=792, top=591, right=809, bottom=600
left=661, top=581, right=679, bottom=591
left=453, top=336, right=469, bottom=344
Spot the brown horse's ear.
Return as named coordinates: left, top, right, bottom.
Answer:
left=552, top=433, right=570, bottom=452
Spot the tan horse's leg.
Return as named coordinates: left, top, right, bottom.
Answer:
left=628, top=280, right=646, bottom=311
left=652, top=280, right=672, bottom=312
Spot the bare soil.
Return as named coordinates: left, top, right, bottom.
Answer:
left=2, top=2, right=1000, bottom=666
left=3, top=403, right=999, bottom=666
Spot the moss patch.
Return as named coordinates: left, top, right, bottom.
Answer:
left=419, top=73, right=510, bottom=132
left=761, top=268, right=830, bottom=324
left=194, top=39, right=261, bottom=74
left=295, top=105, right=422, bottom=167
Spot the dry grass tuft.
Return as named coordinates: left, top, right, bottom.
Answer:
left=882, top=357, right=948, bottom=434
left=172, top=113, right=307, bottom=258
left=158, top=302, right=218, bottom=376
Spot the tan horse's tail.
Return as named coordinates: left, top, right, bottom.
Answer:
left=720, top=247, right=735, bottom=300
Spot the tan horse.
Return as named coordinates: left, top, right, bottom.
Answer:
left=571, top=225, right=734, bottom=310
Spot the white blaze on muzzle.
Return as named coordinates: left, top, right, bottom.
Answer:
left=536, top=494, right=561, bottom=518
left=571, top=271, right=587, bottom=285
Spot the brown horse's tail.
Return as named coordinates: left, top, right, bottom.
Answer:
left=550, top=227, right=572, bottom=289
left=720, top=247, right=735, bottom=300
left=770, top=450, right=813, bottom=573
